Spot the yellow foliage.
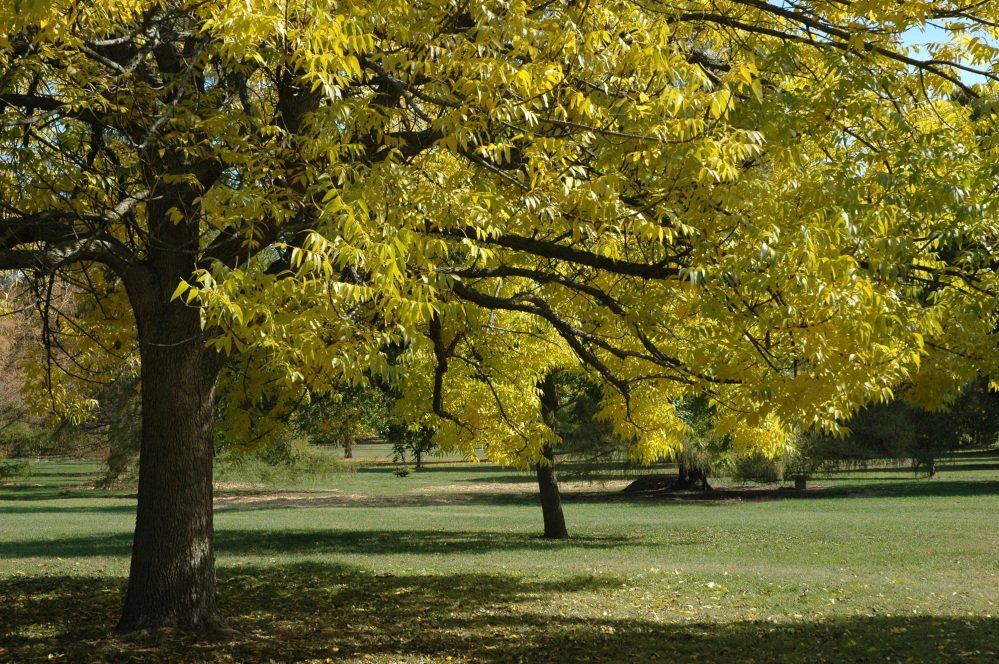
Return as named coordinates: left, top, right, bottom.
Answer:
left=3, top=0, right=999, bottom=468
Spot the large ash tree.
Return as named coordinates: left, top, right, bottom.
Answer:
left=3, top=0, right=999, bottom=631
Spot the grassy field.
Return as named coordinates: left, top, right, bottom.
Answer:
left=1, top=448, right=998, bottom=662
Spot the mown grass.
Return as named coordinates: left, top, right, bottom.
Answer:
left=1, top=450, right=997, bottom=662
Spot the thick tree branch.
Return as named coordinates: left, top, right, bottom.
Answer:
left=427, top=314, right=471, bottom=431
left=433, top=226, right=682, bottom=280
left=0, top=235, right=134, bottom=274
left=0, top=93, right=108, bottom=127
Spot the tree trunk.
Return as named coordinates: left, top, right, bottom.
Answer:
left=117, top=301, right=223, bottom=631
left=536, top=373, right=569, bottom=540
left=536, top=443, right=569, bottom=539
left=343, top=439, right=353, bottom=459
left=676, top=458, right=712, bottom=492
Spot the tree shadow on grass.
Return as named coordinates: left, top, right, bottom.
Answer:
left=2, top=564, right=997, bottom=663
left=0, top=503, right=136, bottom=515
left=0, top=487, right=135, bottom=502
left=588, top=479, right=999, bottom=505
left=0, top=528, right=637, bottom=560
left=215, top=528, right=635, bottom=556
left=934, top=461, right=999, bottom=472
left=847, top=479, right=999, bottom=498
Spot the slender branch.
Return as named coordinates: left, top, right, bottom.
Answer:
left=665, top=2, right=986, bottom=96
left=442, top=264, right=627, bottom=315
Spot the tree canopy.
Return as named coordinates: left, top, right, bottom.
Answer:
left=3, top=0, right=999, bottom=630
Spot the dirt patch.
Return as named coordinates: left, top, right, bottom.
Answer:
left=212, top=489, right=532, bottom=511
left=207, top=477, right=873, bottom=511
left=214, top=488, right=342, bottom=509
left=418, top=482, right=534, bottom=494
left=213, top=481, right=266, bottom=491
left=211, top=478, right=621, bottom=510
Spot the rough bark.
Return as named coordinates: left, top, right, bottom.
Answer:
left=536, top=373, right=569, bottom=540
left=117, top=305, right=222, bottom=631
left=117, top=252, right=224, bottom=631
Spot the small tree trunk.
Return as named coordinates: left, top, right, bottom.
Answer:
left=677, top=463, right=690, bottom=487
left=117, top=302, right=223, bottom=631
left=536, top=373, right=569, bottom=540
left=343, top=439, right=353, bottom=459
left=536, top=443, right=569, bottom=539
left=676, top=456, right=711, bottom=491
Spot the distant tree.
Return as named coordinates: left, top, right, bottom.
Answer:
left=0, top=282, right=44, bottom=458
left=796, top=381, right=999, bottom=477
left=547, top=371, right=629, bottom=470
left=81, top=375, right=143, bottom=485
left=946, top=380, right=999, bottom=450
left=672, top=396, right=730, bottom=491
left=290, top=387, right=388, bottom=459
left=387, top=422, right=436, bottom=470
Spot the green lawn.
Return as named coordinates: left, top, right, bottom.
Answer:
left=1, top=450, right=997, bottom=662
